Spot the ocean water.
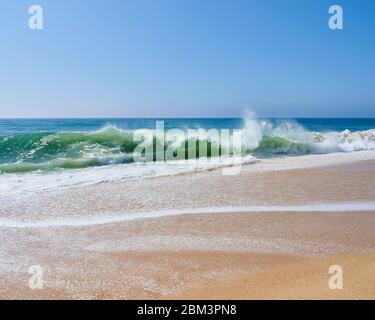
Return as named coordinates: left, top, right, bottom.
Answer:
left=1, top=117, right=375, bottom=198
left=2, top=118, right=375, bottom=136
left=1, top=117, right=375, bottom=174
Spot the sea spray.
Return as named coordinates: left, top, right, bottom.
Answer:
left=241, top=111, right=262, bottom=151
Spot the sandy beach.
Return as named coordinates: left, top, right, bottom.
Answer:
left=2, top=0, right=375, bottom=304
left=1, top=151, right=375, bottom=299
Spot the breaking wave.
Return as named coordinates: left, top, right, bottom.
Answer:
left=1, top=117, right=375, bottom=174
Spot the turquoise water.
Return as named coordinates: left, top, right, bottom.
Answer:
left=1, top=118, right=375, bottom=174
left=1, top=118, right=375, bottom=136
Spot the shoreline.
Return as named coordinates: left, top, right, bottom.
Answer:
left=2, top=149, right=375, bottom=202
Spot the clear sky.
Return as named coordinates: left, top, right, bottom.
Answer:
left=1, top=0, right=374, bottom=118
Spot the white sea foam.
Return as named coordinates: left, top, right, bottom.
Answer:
left=0, top=155, right=257, bottom=200
left=1, top=149, right=375, bottom=201
left=252, top=117, right=375, bottom=154
left=1, top=202, right=375, bottom=229
left=241, top=111, right=263, bottom=151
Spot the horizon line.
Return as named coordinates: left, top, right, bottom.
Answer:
left=1, top=116, right=375, bottom=120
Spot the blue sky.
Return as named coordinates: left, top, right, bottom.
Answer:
left=1, top=0, right=374, bottom=118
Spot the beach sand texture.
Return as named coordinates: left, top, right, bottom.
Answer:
left=1, top=151, right=375, bottom=299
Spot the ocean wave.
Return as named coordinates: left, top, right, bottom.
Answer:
left=242, top=115, right=375, bottom=156
left=1, top=118, right=375, bottom=174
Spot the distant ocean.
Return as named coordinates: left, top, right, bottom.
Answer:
left=1, top=118, right=375, bottom=175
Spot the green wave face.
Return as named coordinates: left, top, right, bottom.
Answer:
left=0, top=128, right=139, bottom=173
left=0, top=128, right=225, bottom=173
left=253, top=136, right=312, bottom=157
left=0, top=127, right=314, bottom=174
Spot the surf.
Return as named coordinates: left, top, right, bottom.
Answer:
left=1, top=118, right=375, bottom=174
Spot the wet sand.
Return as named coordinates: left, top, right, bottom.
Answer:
left=178, top=252, right=375, bottom=300
left=1, top=152, right=375, bottom=299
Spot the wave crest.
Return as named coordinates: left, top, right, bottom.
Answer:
left=1, top=119, right=375, bottom=173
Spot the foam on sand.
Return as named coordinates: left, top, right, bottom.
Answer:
left=2, top=150, right=375, bottom=201
left=1, top=201, right=375, bottom=229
